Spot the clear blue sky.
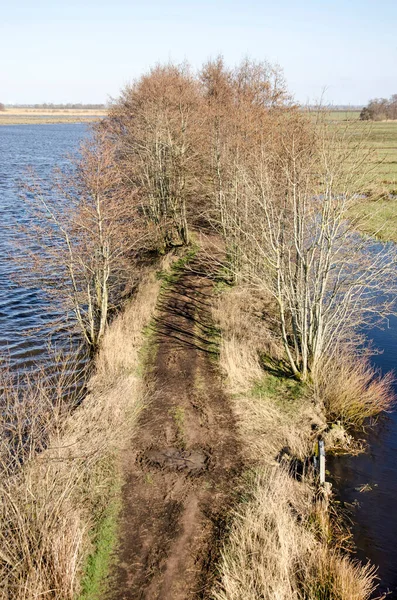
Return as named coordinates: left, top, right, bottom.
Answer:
left=1, top=0, right=396, bottom=105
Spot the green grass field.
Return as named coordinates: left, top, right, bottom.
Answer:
left=327, top=111, right=397, bottom=194
left=326, top=111, right=397, bottom=242
left=326, top=110, right=361, bottom=121
left=350, top=198, right=397, bottom=242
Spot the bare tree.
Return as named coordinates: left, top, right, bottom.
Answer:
left=20, top=133, right=146, bottom=349
left=0, top=103, right=5, bottom=112
left=200, top=57, right=294, bottom=275
left=360, top=94, right=397, bottom=120
left=218, top=118, right=397, bottom=381
left=102, top=64, right=204, bottom=248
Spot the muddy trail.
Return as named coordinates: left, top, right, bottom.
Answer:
left=106, top=253, right=243, bottom=600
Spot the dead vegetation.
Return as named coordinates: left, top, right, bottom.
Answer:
left=315, top=352, right=395, bottom=428
left=212, top=468, right=377, bottom=600
left=212, top=285, right=320, bottom=460
left=0, top=267, right=164, bottom=600
left=211, top=283, right=382, bottom=600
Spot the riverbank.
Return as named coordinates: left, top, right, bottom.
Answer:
left=0, top=260, right=168, bottom=599
left=210, top=275, right=390, bottom=599
left=1, top=240, right=392, bottom=599
left=350, top=196, right=397, bottom=243
left=0, top=108, right=106, bottom=125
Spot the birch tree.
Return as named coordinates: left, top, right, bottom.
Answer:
left=220, top=119, right=397, bottom=381
left=103, top=64, right=204, bottom=248
left=21, top=134, right=145, bottom=349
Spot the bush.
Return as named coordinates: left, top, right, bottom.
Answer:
left=212, top=468, right=377, bottom=600
left=315, top=353, right=395, bottom=428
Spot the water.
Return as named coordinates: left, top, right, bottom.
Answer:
left=1, top=124, right=397, bottom=594
left=329, top=314, right=397, bottom=596
left=0, top=124, right=88, bottom=371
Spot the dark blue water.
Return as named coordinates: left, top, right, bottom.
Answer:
left=329, top=315, right=397, bottom=596
left=0, top=124, right=88, bottom=370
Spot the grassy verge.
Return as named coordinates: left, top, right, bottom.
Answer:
left=77, top=245, right=201, bottom=595
left=210, top=283, right=382, bottom=599
left=0, top=262, right=169, bottom=600
left=78, top=467, right=121, bottom=600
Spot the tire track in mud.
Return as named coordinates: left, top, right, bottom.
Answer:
left=106, top=253, right=242, bottom=600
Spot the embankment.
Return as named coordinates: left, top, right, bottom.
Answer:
left=105, top=248, right=242, bottom=599
left=1, top=243, right=391, bottom=600
left=0, top=108, right=106, bottom=125
left=0, top=262, right=166, bottom=599
left=209, top=283, right=381, bottom=599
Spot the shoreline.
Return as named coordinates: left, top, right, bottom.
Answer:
left=0, top=109, right=106, bottom=125
left=0, top=117, right=104, bottom=125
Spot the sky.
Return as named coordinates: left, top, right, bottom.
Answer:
left=0, top=0, right=396, bottom=106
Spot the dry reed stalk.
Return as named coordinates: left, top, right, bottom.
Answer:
left=212, top=286, right=280, bottom=393
left=315, top=352, right=395, bottom=428
left=212, top=467, right=378, bottom=600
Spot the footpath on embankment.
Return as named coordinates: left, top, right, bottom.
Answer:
left=105, top=251, right=243, bottom=600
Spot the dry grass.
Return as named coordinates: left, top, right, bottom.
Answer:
left=212, top=468, right=314, bottom=600
left=93, top=266, right=167, bottom=387
left=212, top=285, right=323, bottom=462
left=315, top=353, right=395, bottom=428
left=212, top=467, right=377, bottom=600
left=0, top=108, right=106, bottom=125
left=0, top=266, right=164, bottom=600
left=234, top=388, right=322, bottom=462
left=212, top=285, right=281, bottom=393
left=211, top=285, right=380, bottom=600
left=4, top=109, right=106, bottom=116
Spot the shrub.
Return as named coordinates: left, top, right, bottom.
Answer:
left=212, top=468, right=377, bottom=600
left=315, top=353, right=395, bottom=428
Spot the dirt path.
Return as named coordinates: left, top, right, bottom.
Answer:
left=106, top=253, right=242, bottom=600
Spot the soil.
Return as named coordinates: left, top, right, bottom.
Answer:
left=105, top=252, right=243, bottom=600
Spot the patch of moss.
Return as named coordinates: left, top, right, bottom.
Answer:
left=136, top=322, right=158, bottom=377
left=156, top=244, right=199, bottom=287
left=251, top=372, right=307, bottom=407
left=169, top=406, right=186, bottom=448
left=78, top=473, right=121, bottom=600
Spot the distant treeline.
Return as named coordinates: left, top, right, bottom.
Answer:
left=7, top=103, right=106, bottom=109
left=360, top=94, right=397, bottom=120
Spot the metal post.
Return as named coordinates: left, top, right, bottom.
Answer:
left=319, top=439, right=325, bottom=485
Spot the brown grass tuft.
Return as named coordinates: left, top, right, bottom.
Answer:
left=212, top=286, right=281, bottom=393
left=315, top=353, right=395, bottom=428
left=212, top=285, right=323, bottom=462
left=212, top=467, right=377, bottom=600
left=211, top=284, right=379, bottom=600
